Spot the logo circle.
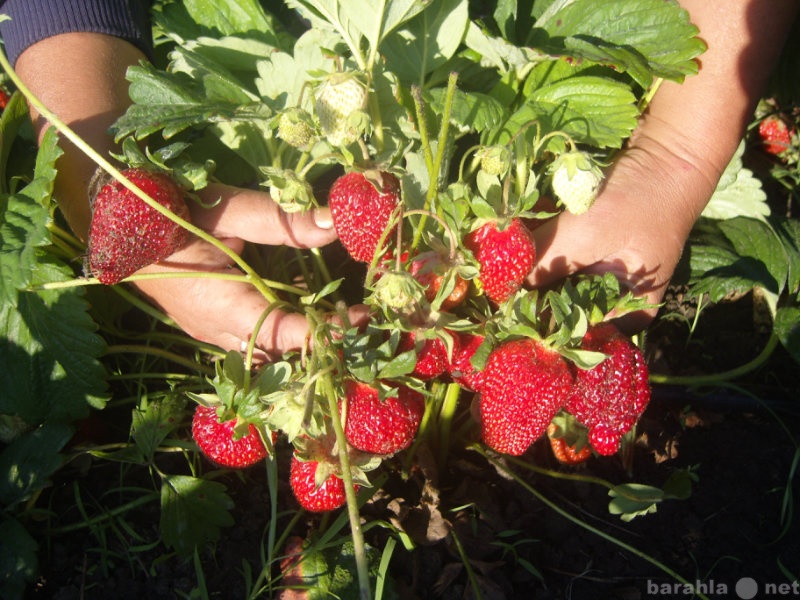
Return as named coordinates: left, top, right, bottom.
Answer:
left=735, top=577, right=758, bottom=599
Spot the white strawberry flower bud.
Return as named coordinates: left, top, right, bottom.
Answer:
left=549, top=150, right=604, bottom=215
left=314, top=73, right=368, bottom=147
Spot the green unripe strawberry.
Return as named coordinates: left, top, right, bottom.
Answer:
left=479, top=145, right=511, bottom=177
left=314, top=73, right=368, bottom=147
left=277, top=108, right=315, bottom=150
left=549, top=150, right=604, bottom=215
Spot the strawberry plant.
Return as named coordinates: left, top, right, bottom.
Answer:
left=2, top=1, right=800, bottom=599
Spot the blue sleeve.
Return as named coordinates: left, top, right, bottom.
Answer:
left=0, top=0, right=153, bottom=66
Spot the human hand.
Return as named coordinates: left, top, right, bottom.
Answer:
left=526, top=136, right=716, bottom=334
left=131, top=182, right=369, bottom=362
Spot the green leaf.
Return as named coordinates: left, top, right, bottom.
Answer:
left=0, top=517, right=38, bottom=600
left=702, top=141, right=769, bottom=221
left=0, top=422, right=73, bottom=508
left=159, top=474, right=234, bottom=556
left=608, top=482, right=664, bottom=521
left=689, top=217, right=789, bottom=302
left=531, top=0, right=706, bottom=85
left=131, top=396, right=187, bottom=461
left=165, top=0, right=278, bottom=39
left=168, top=45, right=259, bottom=103
left=381, top=0, right=470, bottom=84
left=773, top=216, right=800, bottom=295
left=0, top=127, right=60, bottom=306
left=510, top=71, right=639, bottom=148
left=775, top=306, right=800, bottom=365
left=1, top=256, right=108, bottom=425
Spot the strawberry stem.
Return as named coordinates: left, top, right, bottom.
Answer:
left=105, top=344, right=215, bottom=375
left=0, top=47, right=280, bottom=305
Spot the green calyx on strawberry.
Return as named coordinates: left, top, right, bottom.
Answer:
left=479, top=336, right=573, bottom=456
left=398, top=328, right=460, bottom=381
left=564, top=321, right=650, bottom=456
left=548, top=150, right=604, bottom=215
left=191, top=404, right=270, bottom=469
left=448, top=332, right=488, bottom=392
left=87, top=167, right=191, bottom=285
left=314, top=72, right=369, bottom=147
left=464, top=217, right=535, bottom=305
left=329, top=169, right=401, bottom=263
left=340, top=379, right=425, bottom=455
left=289, top=432, right=366, bottom=513
left=408, top=250, right=473, bottom=311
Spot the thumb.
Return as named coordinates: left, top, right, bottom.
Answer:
left=192, top=183, right=339, bottom=248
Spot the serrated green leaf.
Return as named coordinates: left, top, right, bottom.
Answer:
left=0, top=517, right=38, bottom=600
left=532, top=0, right=705, bottom=85
left=169, top=46, right=259, bottom=103
left=0, top=422, right=73, bottom=508
left=509, top=73, right=638, bottom=148
left=1, top=256, right=107, bottom=424
left=718, top=218, right=788, bottom=296
left=429, top=88, right=507, bottom=136
left=160, top=474, right=234, bottom=556
left=381, top=0, right=470, bottom=84
left=0, top=91, right=34, bottom=197
left=339, top=0, right=430, bottom=55
left=131, top=396, right=187, bottom=461
left=775, top=306, right=800, bottom=365
left=773, top=216, right=800, bottom=295
left=170, top=0, right=277, bottom=39
left=608, top=482, right=663, bottom=521
left=702, top=141, right=769, bottom=221
left=378, top=349, right=417, bottom=379
left=0, top=127, right=60, bottom=306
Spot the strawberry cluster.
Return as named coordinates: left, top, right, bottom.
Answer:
left=177, top=67, right=655, bottom=513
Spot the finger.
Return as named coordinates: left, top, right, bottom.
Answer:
left=191, top=183, right=338, bottom=248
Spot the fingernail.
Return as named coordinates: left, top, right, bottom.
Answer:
left=313, top=207, right=334, bottom=229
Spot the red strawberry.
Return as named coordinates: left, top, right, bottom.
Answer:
left=399, top=330, right=459, bottom=380
left=564, top=322, right=651, bottom=456
left=448, top=333, right=487, bottom=392
left=191, top=404, right=268, bottom=469
left=546, top=422, right=592, bottom=465
left=329, top=170, right=400, bottom=262
left=289, top=454, right=353, bottom=513
left=758, top=114, right=794, bottom=156
left=409, top=251, right=470, bottom=310
left=479, top=338, right=572, bottom=455
left=464, top=218, right=535, bottom=305
left=88, top=168, right=190, bottom=284
left=341, top=380, right=425, bottom=455
left=0, top=88, right=10, bottom=111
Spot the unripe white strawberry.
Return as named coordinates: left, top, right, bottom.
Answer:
left=549, top=150, right=604, bottom=215
left=314, top=73, right=368, bottom=147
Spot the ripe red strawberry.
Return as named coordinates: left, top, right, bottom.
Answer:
left=564, top=322, right=651, bottom=456
left=448, top=333, right=487, bottom=392
left=191, top=404, right=268, bottom=469
left=399, top=330, right=459, bottom=380
left=290, top=454, right=353, bottom=513
left=341, top=380, right=425, bottom=455
left=87, top=168, right=190, bottom=284
left=329, top=170, right=400, bottom=263
left=546, top=422, right=592, bottom=465
left=758, top=114, right=794, bottom=156
left=479, top=338, right=572, bottom=455
left=409, top=251, right=470, bottom=310
left=464, top=218, right=535, bottom=305
left=0, top=88, right=10, bottom=111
